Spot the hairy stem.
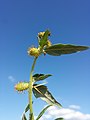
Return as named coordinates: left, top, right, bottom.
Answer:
left=29, top=57, right=38, bottom=120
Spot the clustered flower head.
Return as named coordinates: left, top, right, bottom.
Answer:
left=15, top=82, right=29, bottom=92
left=27, top=47, right=40, bottom=57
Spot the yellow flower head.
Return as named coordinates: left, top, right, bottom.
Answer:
left=27, top=47, right=40, bottom=57
left=15, top=82, right=29, bottom=92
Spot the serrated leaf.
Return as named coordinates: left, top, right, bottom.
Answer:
left=22, top=113, right=27, bottom=120
left=33, top=74, right=52, bottom=82
left=33, top=85, right=62, bottom=107
left=44, top=44, right=89, bottom=56
left=39, top=30, right=50, bottom=47
left=55, top=118, right=64, bottom=120
left=36, top=105, right=52, bottom=120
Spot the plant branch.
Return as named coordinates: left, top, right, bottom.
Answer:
left=29, top=57, right=38, bottom=120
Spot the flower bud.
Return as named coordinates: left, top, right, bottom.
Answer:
left=15, top=82, right=29, bottom=92
left=38, top=32, right=45, bottom=38
left=47, top=40, right=52, bottom=47
left=27, top=47, right=40, bottom=57
left=38, top=31, right=51, bottom=38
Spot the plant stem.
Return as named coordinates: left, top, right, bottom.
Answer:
left=29, top=57, right=38, bottom=120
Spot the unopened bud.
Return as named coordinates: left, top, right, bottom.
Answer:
left=38, top=32, right=45, bottom=38
left=38, top=32, right=51, bottom=38
left=47, top=40, right=52, bottom=47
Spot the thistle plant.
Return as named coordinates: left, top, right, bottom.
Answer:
left=15, top=30, right=89, bottom=120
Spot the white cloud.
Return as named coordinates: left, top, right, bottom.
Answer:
left=39, top=105, right=90, bottom=120
left=8, top=75, right=15, bottom=82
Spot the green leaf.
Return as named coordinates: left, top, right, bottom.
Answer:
left=33, top=74, right=52, bottom=82
left=29, top=113, right=33, bottom=120
left=25, top=104, right=29, bottom=113
left=22, top=113, right=27, bottom=120
left=55, top=118, right=64, bottom=120
left=36, top=105, right=52, bottom=120
left=33, top=84, right=62, bottom=107
left=24, top=102, right=33, bottom=113
left=44, top=44, right=89, bottom=56
left=39, top=30, right=50, bottom=47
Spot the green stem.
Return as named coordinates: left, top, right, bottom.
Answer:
left=29, top=57, right=38, bottom=120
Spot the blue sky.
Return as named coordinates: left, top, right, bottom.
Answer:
left=0, top=0, right=90, bottom=120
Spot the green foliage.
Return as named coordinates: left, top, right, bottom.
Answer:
left=22, top=113, right=27, bottom=120
left=21, top=104, right=29, bottom=120
left=25, top=104, right=30, bottom=113
left=33, top=84, right=62, bottom=107
left=33, top=74, right=52, bottom=82
left=29, top=113, right=33, bottom=120
left=55, top=118, right=64, bottom=120
left=36, top=105, right=52, bottom=120
left=44, top=44, right=89, bottom=56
